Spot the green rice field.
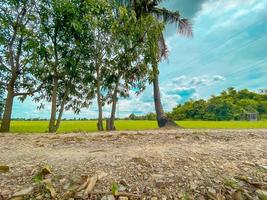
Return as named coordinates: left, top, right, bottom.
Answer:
left=6, top=120, right=267, bottom=133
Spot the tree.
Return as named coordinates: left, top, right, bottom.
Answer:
left=104, top=6, right=162, bottom=130
left=36, top=0, right=94, bottom=133
left=82, top=0, right=114, bottom=131
left=145, top=112, right=156, bottom=120
left=116, top=0, right=192, bottom=128
left=0, top=0, right=44, bottom=132
left=129, top=113, right=136, bottom=120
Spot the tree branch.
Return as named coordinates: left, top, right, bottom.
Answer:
left=9, top=5, right=27, bottom=46
left=13, top=83, right=44, bottom=97
left=8, top=5, right=27, bottom=70
left=15, top=35, right=24, bottom=70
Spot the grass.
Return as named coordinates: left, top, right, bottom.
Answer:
left=6, top=120, right=267, bottom=133
left=177, top=120, right=267, bottom=129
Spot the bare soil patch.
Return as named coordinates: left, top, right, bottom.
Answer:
left=0, top=129, right=267, bottom=199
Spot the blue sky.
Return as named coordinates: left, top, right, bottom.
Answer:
left=13, top=0, right=267, bottom=119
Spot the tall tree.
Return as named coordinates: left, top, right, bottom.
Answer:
left=82, top=0, right=114, bottom=131
left=103, top=6, right=163, bottom=130
left=117, top=0, right=192, bottom=128
left=0, top=0, right=44, bottom=132
left=81, top=2, right=162, bottom=131
left=36, top=0, right=93, bottom=133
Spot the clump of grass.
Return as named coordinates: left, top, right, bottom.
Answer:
left=224, top=179, right=240, bottom=190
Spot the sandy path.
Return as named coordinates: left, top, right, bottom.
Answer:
left=0, top=129, right=267, bottom=199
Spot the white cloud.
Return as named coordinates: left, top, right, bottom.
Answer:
left=169, top=75, right=225, bottom=88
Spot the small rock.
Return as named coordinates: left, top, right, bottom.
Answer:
left=190, top=181, right=198, bottom=190
left=35, top=195, right=43, bottom=200
left=242, top=161, right=255, bottom=166
left=119, top=179, right=128, bottom=187
left=259, top=165, right=267, bottom=171
left=207, top=187, right=216, bottom=196
left=118, top=184, right=126, bottom=192
left=12, top=186, right=34, bottom=197
left=101, top=195, right=115, bottom=200
left=97, top=171, right=108, bottom=180
left=151, top=197, right=158, bottom=200
left=151, top=174, right=164, bottom=180
left=256, top=190, right=267, bottom=200
left=118, top=197, right=128, bottom=200
left=162, top=195, right=167, bottom=200
left=189, top=157, right=195, bottom=161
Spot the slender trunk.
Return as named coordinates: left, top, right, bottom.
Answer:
left=152, top=65, right=177, bottom=128
left=107, top=82, right=119, bottom=131
left=49, top=27, right=59, bottom=133
left=54, top=84, right=69, bottom=132
left=96, top=64, right=103, bottom=131
left=49, top=76, right=58, bottom=133
left=153, top=69, right=165, bottom=119
left=0, top=89, right=14, bottom=132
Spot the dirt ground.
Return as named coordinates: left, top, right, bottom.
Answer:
left=0, top=129, right=267, bottom=200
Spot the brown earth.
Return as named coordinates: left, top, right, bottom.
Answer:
left=0, top=129, right=267, bottom=200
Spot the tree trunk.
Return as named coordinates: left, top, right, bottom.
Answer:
left=107, top=82, right=119, bottom=131
left=54, top=83, right=69, bottom=132
left=49, top=76, right=58, bottom=133
left=96, top=64, right=104, bottom=131
left=0, top=89, right=14, bottom=132
left=152, top=65, right=177, bottom=128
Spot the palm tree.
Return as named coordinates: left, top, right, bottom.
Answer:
left=117, top=0, right=192, bottom=128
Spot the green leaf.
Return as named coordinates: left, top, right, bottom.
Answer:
left=111, top=182, right=119, bottom=196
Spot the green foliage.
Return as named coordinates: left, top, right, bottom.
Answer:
left=32, top=165, right=52, bottom=184
left=35, top=0, right=95, bottom=113
left=169, top=88, right=267, bottom=121
left=33, top=172, right=44, bottom=184
left=111, top=182, right=119, bottom=196
left=0, top=0, right=45, bottom=99
left=128, top=112, right=156, bottom=120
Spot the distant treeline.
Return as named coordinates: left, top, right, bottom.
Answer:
left=128, top=88, right=267, bottom=121
left=127, top=113, right=157, bottom=120
left=167, top=88, right=267, bottom=121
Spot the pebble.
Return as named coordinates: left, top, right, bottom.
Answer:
left=162, top=195, right=167, bottom=200
left=207, top=187, right=216, bottom=196
left=12, top=186, right=34, bottom=197
left=118, top=197, right=128, bottom=200
left=101, top=195, right=115, bottom=200
left=118, top=184, right=127, bottom=192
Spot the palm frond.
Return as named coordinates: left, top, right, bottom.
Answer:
left=158, top=33, right=168, bottom=59
left=152, top=7, right=193, bottom=37
left=152, top=7, right=180, bottom=23
left=178, top=18, right=193, bottom=37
